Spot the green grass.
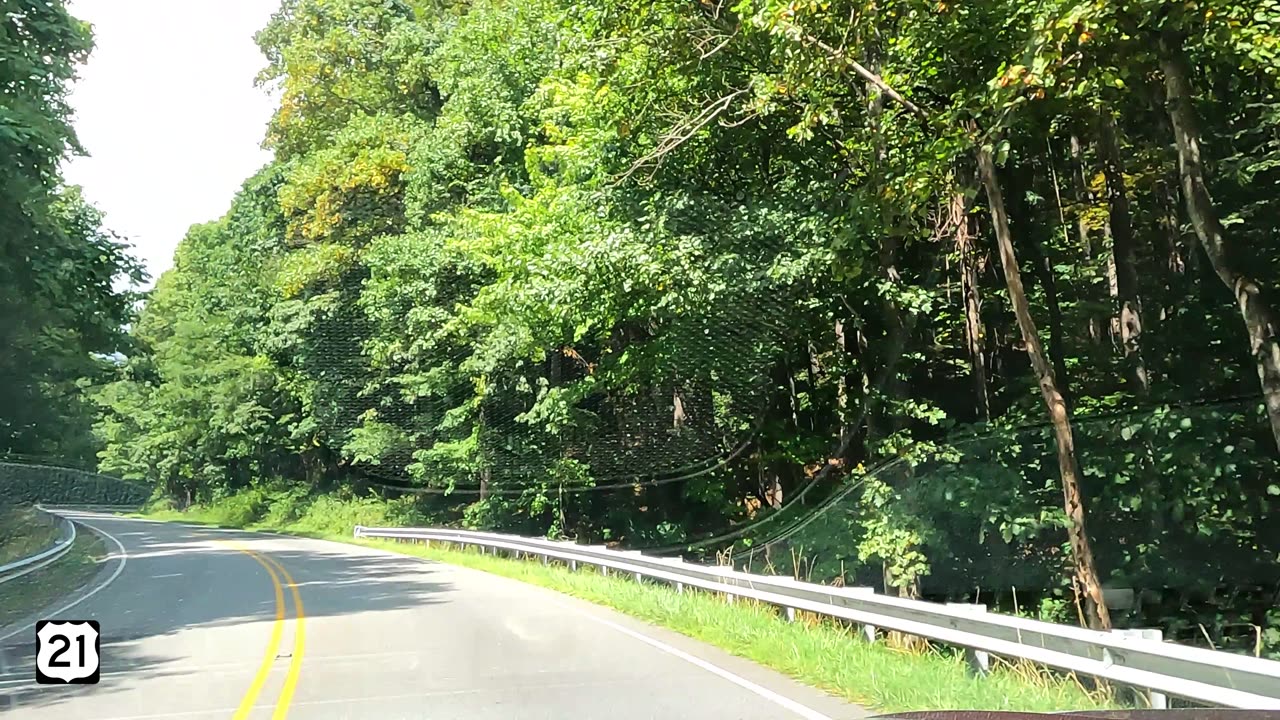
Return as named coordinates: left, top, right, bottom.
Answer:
left=0, top=525, right=109, bottom=628
left=0, top=505, right=62, bottom=564
left=139, top=493, right=1115, bottom=713
left=137, top=487, right=422, bottom=538
left=362, top=539, right=1111, bottom=713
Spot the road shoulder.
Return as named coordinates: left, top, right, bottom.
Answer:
left=0, top=520, right=117, bottom=636
left=345, top=536, right=869, bottom=720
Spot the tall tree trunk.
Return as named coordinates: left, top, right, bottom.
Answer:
left=867, top=237, right=907, bottom=454
left=1097, top=111, right=1150, bottom=393
left=955, top=192, right=991, bottom=421
left=1007, top=165, right=1072, bottom=402
left=1071, top=135, right=1111, bottom=348
left=1032, top=240, right=1072, bottom=402
left=805, top=341, right=820, bottom=432
left=787, top=370, right=800, bottom=429
left=760, top=462, right=784, bottom=510
left=1160, top=35, right=1280, bottom=454
left=1155, top=175, right=1188, bottom=327
left=862, top=20, right=908, bottom=460
left=976, top=146, right=1113, bottom=630
left=1161, top=178, right=1186, bottom=276
left=834, top=317, right=854, bottom=448
left=478, top=403, right=490, bottom=501
left=673, top=387, right=688, bottom=428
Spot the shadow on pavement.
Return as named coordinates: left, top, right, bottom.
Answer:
left=0, top=516, right=454, bottom=714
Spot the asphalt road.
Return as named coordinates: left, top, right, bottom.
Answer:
left=0, top=512, right=864, bottom=720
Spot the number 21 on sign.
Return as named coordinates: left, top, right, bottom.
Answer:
left=35, top=620, right=100, bottom=684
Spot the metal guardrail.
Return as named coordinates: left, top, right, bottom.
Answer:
left=39, top=503, right=142, bottom=514
left=354, top=525, right=1280, bottom=709
left=0, top=507, right=77, bottom=584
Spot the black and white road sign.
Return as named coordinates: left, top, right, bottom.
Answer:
left=35, top=620, right=100, bottom=684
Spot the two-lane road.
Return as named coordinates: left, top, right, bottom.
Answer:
left=0, top=513, right=863, bottom=720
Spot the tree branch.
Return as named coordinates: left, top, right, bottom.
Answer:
left=778, top=21, right=930, bottom=120
left=617, top=88, right=750, bottom=182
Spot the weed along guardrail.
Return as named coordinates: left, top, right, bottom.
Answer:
left=353, top=525, right=1280, bottom=710
left=0, top=506, right=76, bottom=585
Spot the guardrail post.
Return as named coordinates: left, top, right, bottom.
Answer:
left=1111, top=628, right=1167, bottom=708
left=329, top=525, right=1280, bottom=708
left=541, top=554, right=549, bottom=565
left=946, top=603, right=991, bottom=676
left=835, top=586, right=878, bottom=643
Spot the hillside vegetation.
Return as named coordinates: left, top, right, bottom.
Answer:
left=2, top=0, right=1277, bottom=657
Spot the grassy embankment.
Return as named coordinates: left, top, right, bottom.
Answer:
left=0, top=506, right=109, bottom=627
left=0, top=505, right=61, bottom=564
left=140, top=491, right=1114, bottom=713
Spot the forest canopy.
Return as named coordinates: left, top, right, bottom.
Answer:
left=7, top=0, right=1275, bottom=650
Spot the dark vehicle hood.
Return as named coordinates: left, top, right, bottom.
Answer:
left=875, top=707, right=1274, bottom=712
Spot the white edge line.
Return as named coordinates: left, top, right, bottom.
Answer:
left=0, top=517, right=129, bottom=642
left=0, top=632, right=10, bottom=711
left=59, top=512, right=294, bottom=538
left=51, top=515, right=831, bottom=719
left=561, top=602, right=834, bottom=720
left=264, top=524, right=836, bottom=720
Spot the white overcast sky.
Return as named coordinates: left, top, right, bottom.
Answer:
left=62, top=1, right=280, bottom=286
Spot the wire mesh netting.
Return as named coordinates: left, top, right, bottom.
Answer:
left=733, top=394, right=1279, bottom=656
left=0, top=462, right=151, bottom=510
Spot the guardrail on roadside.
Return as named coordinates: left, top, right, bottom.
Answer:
left=0, top=507, right=77, bottom=584
left=39, top=503, right=142, bottom=514
left=353, top=525, right=1280, bottom=710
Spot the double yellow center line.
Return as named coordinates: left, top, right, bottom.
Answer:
left=225, top=543, right=306, bottom=720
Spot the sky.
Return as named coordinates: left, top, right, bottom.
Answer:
left=62, top=1, right=280, bottom=286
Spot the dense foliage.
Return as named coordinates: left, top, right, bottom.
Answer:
left=89, top=0, right=1277, bottom=650
left=0, top=0, right=144, bottom=462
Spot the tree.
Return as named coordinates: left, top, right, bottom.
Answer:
left=1, top=2, right=143, bottom=460
left=93, top=0, right=1280, bottom=647
left=1159, top=30, right=1280, bottom=453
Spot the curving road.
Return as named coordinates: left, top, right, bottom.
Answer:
left=0, top=512, right=863, bottom=720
